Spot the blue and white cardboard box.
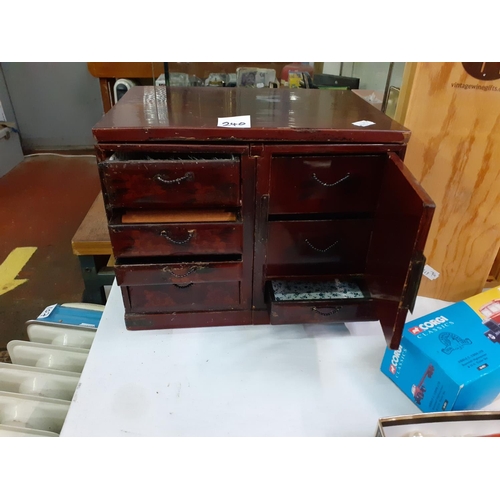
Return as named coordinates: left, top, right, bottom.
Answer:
left=28, top=304, right=103, bottom=331
left=381, top=287, right=500, bottom=412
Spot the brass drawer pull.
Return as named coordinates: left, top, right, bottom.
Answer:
left=154, top=172, right=194, bottom=185
left=312, top=306, right=342, bottom=316
left=163, top=265, right=205, bottom=277
left=160, top=230, right=195, bottom=245
left=312, top=172, right=350, bottom=187
left=305, top=239, right=338, bottom=253
left=173, top=283, right=194, bottom=289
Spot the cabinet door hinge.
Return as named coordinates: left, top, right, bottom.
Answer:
left=402, top=252, right=426, bottom=313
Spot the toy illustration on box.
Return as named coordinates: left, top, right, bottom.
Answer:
left=381, top=286, right=500, bottom=413
left=411, top=364, right=435, bottom=405
left=439, top=332, right=472, bottom=354
left=480, top=300, right=500, bottom=344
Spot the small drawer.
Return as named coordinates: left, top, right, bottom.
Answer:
left=115, top=259, right=243, bottom=286
left=124, top=281, right=241, bottom=314
left=109, top=222, right=243, bottom=258
left=269, top=155, right=384, bottom=214
left=100, top=153, right=240, bottom=209
left=266, top=219, right=373, bottom=277
left=267, top=280, right=376, bottom=325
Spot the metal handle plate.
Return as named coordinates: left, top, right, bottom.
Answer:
left=154, top=172, right=194, bottom=185
left=160, top=230, right=195, bottom=245
left=312, top=306, right=342, bottom=316
left=305, top=239, right=339, bottom=253
left=312, top=172, right=350, bottom=187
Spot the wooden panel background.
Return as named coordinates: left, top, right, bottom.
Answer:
left=402, top=62, right=500, bottom=301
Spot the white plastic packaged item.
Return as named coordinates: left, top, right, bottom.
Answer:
left=7, top=341, right=89, bottom=373
left=26, top=302, right=104, bottom=349
left=27, top=323, right=96, bottom=349
left=61, top=302, right=105, bottom=312
left=0, top=391, right=70, bottom=434
left=0, top=362, right=79, bottom=401
left=26, top=303, right=101, bottom=349
left=0, top=424, right=59, bottom=437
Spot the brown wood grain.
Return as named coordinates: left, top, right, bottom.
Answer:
left=92, top=87, right=410, bottom=144
left=127, top=281, right=241, bottom=314
left=100, top=155, right=240, bottom=209
left=99, top=78, right=113, bottom=113
left=88, top=63, right=165, bottom=79
left=71, top=193, right=111, bottom=255
left=402, top=62, right=500, bottom=301
left=109, top=222, right=243, bottom=258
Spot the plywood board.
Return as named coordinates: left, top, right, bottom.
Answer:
left=403, top=62, right=500, bottom=301
left=71, top=193, right=112, bottom=256
left=122, top=209, right=237, bottom=224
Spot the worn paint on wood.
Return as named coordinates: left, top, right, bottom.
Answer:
left=403, top=62, right=500, bottom=301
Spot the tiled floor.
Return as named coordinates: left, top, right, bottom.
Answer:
left=0, top=155, right=101, bottom=354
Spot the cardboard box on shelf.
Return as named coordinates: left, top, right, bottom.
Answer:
left=381, top=287, right=500, bottom=412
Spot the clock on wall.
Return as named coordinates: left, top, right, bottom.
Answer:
left=462, top=62, right=500, bottom=81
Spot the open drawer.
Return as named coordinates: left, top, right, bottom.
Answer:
left=99, top=152, right=240, bottom=209
left=266, top=279, right=377, bottom=325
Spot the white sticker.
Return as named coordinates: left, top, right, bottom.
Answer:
left=217, top=115, right=251, bottom=128
left=38, top=304, right=57, bottom=319
left=423, top=265, right=440, bottom=281
left=256, top=83, right=264, bottom=88
left=352, top=120, right=376, bottom=127
left=0, top=100, right=6, bottom=122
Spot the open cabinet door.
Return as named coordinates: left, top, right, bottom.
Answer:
left=367, top=153, right=435, bottom=349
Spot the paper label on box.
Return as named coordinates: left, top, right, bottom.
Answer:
left=423, top=265, right=440, bottom=280
left=352, top=120, right=375, bottom=127
left=217, top=115, right=251, bottom=128
left=38, top=304, right=57, bottom=319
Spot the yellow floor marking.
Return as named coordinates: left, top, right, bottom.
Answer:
left=0, top=247, right=37, bottom=296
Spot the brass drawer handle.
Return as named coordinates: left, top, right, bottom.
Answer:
left=154, top=172, right=194, bottom=185
left=163, top=265, right=205, bottom=277
left=312, top=172, right=350, bottom=187
left=160, top=230, right=195, bottom=245
left=173, top=283, right=194, bottom=289
left=312, top=306, right=342, bottom=316
left=305, top=239, right=338, bottom=253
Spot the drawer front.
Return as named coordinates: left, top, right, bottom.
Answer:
left=126, top=282, right=241, bottom=314
left=269, top=155, right=383, bottom=214
left=101, top=158, right=240, bottom=208
left=269, top=299, right=376, bottom=325
left=266, top=220, right=373, bottom=276
left=110, top=223, right=243, bottom=258
left=115, top=261, right=243, bottom=286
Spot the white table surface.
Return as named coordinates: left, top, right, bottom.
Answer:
left=61, top=283, right=497, bottom=437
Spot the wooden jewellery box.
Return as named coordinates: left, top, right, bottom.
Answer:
left=93, top=86, right=435, bottom=349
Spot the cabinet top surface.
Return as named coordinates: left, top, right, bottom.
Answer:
left=93, top=86, right=409, bottom=143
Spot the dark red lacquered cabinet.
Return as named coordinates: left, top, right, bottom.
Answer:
left=93, top=86, right=434, bottom=349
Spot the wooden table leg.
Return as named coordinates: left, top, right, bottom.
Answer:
left=99, top=78, right=113, bottom=113
left=79, top=255, right=115, bottom=305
